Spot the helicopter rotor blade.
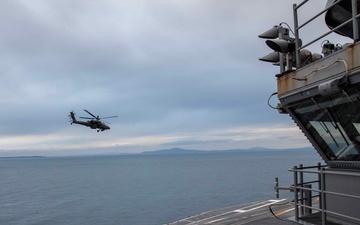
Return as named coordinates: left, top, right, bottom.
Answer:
left=100, top=116, right=118, bottom=119
left=103, top=120, right=111, bottom=124
left=80, top=117, right=94, bottom=120
left=84, top=109, right=97, bottom=119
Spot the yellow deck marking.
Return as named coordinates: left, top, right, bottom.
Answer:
left=273, top=208, right=294, bottom=217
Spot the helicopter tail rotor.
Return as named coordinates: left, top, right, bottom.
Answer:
left=69, top=111, right=76, bottom=124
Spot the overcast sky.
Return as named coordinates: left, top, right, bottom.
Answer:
left=0, top=0, right=351, bottom=156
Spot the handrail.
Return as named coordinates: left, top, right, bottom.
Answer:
left=295, top=202, right=360, bottom=223
left=301, top=14, right=360, bottom=50
left=292, top=0, right=359, bottom=68
left=292, top=167, right=360, bottom=177
left=291, top=164, right=360, bottom=224
left=352, top=0, right=359, bottom=41
left=296, top=0, right=344, bottom=30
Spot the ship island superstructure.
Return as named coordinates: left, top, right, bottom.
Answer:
left=168, top=1, right=360, bottom=225
left=259, top=0, right=360, bottom=224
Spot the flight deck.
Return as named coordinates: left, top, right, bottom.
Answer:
left=166, top=199, right=297, bottom=225
left=166, top=198, right=341, bottom=225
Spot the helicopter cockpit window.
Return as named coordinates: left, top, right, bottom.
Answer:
left=290, top=84, right=360, bottom=161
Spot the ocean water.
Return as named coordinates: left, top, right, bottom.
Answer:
left=0, top=149, right=322, bottom=225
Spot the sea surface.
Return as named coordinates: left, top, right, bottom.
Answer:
left=0, top=149, right=322, bottom=225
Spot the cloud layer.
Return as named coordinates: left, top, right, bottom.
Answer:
left=0, top=0, right=350, bottom=155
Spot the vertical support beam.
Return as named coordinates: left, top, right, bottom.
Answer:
left=294, top=166, right=299, bottom=221
left=304, top=184, right=312, bottom=215
left=275, top=177, right=279, bottom=198
left=321, top=168, right=326, bottom=225
left=278, top=32, right=285, bottom=73
left=318, top=163, right=322, bottom=210
left=299, top=164, right=304, bottom=216
left=352, top=0, right=359, bottom=42
left=293, top=3, right=301, bottom=68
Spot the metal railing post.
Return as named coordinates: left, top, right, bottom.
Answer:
left=320, top=167, right=326, bottom=225
left=304, top=184, right=312, bottom=215
left=299, top=164, right=304, bottom=216
left=352, top=0, right=359, bottom=42
left=275, top=177, right=279, bottom=198
left=318, top=163, right=322, bottom=210
left=293, top=3, right=301, bottom=68
left=294, top=166, right=299, bottom=221
left=278, top=32, right=285, bottom=73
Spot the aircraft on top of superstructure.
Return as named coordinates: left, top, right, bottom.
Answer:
left=69, top=109, right=118, bottom=132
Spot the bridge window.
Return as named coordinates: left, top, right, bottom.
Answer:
left=290, top=85, right=360, bottom=161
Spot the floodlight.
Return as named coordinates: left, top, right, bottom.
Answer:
left=258, top=24, right=292, bottom=73
left=266, top=39, right=295, bottom=53
left=258, top=25, right=287, bottom=39
left=258, top=26, right=280, bottom=39
left=259, top=52, right=279, bottom=63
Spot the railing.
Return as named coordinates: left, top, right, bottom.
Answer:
left=290, top=164, right=360, bottom=225
left=293, top=0, right=360, bottom=68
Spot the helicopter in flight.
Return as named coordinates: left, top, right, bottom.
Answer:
left=69, top=109, right=118, bottom=132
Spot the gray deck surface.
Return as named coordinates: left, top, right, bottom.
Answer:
left=166, top=199, right=297, bottom=225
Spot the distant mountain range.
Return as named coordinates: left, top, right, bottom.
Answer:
left=140, top=147, right=314, bottom=155
left=0, top=147, right=315, bottom=158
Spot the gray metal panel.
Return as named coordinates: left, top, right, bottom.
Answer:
left=280, top=71, right=360, bottom=107
left=325, top=169, right=360, bottom=224
left=278, top=42, right=360, bottom=106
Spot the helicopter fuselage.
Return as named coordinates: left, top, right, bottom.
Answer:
left=69, top=111, right=112, bottom=132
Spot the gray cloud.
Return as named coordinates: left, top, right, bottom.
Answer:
left=0, top=0, right=336, bottom=154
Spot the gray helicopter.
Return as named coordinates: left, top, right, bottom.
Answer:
left=69, top=109, right=117, bottom=132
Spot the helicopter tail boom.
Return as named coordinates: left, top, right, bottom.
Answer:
left=69, top=111, right=76, bottom=122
